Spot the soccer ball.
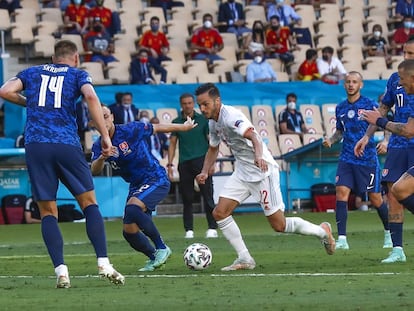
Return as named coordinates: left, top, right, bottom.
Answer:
left=183, top=243, right=212, bottom=270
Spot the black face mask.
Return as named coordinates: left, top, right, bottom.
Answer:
left=271, top=25, right=279, bottom=31
left=254, top=28, right=262, bottom=33
left=322, top=55, right=329, bottom=61
left=93, top=26, right=102, bottom=32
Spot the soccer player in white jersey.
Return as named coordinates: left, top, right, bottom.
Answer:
left=195, top=83, right=335, bottom=271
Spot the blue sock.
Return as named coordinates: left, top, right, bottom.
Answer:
left=84, top=204, right=107, bottom=258
left=125, top=204, right=166, bottom=249
left=399, top=195, right=414, bottom=214
left=123, top=231, right=156, bottom=260
left=375, top=202, right=389, bottom=230
left=389, top=222, right=403, bottom=247
left=336, top=201, right=348, bottom=236
left=41, top=215, right=64, bottom=268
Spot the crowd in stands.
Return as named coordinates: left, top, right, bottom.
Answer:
left=1, top=0, right=411, bottom=85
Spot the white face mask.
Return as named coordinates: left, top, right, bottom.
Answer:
left=374, top=31, right=381, bottom=37
left=122, top=103, right=131, bottom=109
left=203, top=20, right=212, bottom=29
left=140, top=117, right=149, bottom=123
left=254, top=56, right=263, bottom=63
left=287, top=101, right=296, bottom=110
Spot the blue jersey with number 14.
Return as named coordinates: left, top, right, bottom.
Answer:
left=17, top=64, right=92, bottom=148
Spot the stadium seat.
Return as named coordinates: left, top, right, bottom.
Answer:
left=233, top=105, right=251, bottom=121
left=34, top=34, right=56, bottom=58
left=175, top=72, right=197, bottom=84
left=278, top=134, right=303, bottom=154
left=299, top=104, right=324, bottom=134
left=1, top=194, right=26, bottom=224
left=251, top=105, right=275, bottom=127
left=80, top=62, right=112, bottom=85
left=303, top=133, right=323, bottom=145
left=156, top=108, right=178, bottom=124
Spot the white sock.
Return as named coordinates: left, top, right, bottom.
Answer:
left=55, top=264, right=68, bottom=277
left=338, top=235, right=347, bottom=241
left=97, top=257, right=110, bottom=267
left=217, top=216, right=251, bottom=260
left=284, top=217, right=326, bottom=238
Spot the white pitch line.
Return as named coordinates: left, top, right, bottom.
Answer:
left=0, top=272, right=402, bottom=279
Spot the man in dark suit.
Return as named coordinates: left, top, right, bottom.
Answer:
left=111, top=92, right=139, bottom=125
left=130, top=49, right=167, bottom=84
left=218, top=0, right=251, bottom=37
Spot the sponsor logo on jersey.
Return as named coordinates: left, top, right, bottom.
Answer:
left=234, top=120, right=243, bottom=127
left=119, top=141, right=131, bottom=155
left=382, top=169, right=388, bottom=177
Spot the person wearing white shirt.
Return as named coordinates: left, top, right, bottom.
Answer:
left=317, top=46, right=347, bottom=83
left=194, top=83, right=336, bottom=271
left=246, top=49, right=277, bottom=83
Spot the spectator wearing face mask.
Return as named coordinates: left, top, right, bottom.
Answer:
left=246, top=48, right=277, bottom=83
left=242, top=20, right=267, bottom=59
left=111, top=92, right=139, bottom=125
left=190, top=13, right=224, bottom=63
left=130, top=48, right=167, bottom=84
left=88, top=0, right=121, bottom=36
left=138, top=16, right=171, bottom=66
left=278, top=93, right=309, bottom=140
left=297, top=48, right=320, bottom=81
left=366, top=24, right=392, bottom=67
left=63, top=0, right=90, bottom=35
left=392, top=16, right=414, bottom=55
left=317, top=45, right=346, bottom=84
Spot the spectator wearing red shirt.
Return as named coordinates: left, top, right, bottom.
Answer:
left=138, top=16, right=171, bottom=65
left=392, top=16, right=414, bottom=55
left=64, top=0, right=90, bottom=35
left=266, top=15, right=296, bottom=67
left=190, top=13, right=224, bottom=64
left=297, top=48, right=320, bottom=81
left=88, top=0, right=121, bottom=36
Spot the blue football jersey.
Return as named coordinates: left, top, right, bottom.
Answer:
left=381, top=71, right=414, bottom=148
left=17, top=64, right=92, bottom=148
left=91, top=122, right=168, bottom=184
left=335, top=95, right=379, bottom=167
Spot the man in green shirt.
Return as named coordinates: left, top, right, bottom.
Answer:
left=168, top=93, right=218, bottom=239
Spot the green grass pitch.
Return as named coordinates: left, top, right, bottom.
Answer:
left=1, top=211, right=414, bottom=310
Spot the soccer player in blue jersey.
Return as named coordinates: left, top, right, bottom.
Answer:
left=91, top=105, right=197, bottom=272
left=0, top=40, right=124, bottom=288
left=355, top=40, right=414, bottom=263
left=361, top=59, right=414, bottom=261
left=323, top=71, right=390, bottom=250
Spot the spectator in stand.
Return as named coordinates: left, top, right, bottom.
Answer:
left=108, top=91, right=124, bottom=112
left=111, top=92, right=139, bottom=125
left=63, top=0, right=90, bottom=35
left=148, top=116, right=169, bottom=161
left=267, top=0, right=302, bottom=28
left=130, top=49, right=167, bottom=85
left=138, top=16, right=171, bottom=66
left=395, top=0, right=414, bottom=21
left=151, top=0, right=184, bottom=21
left=88, top=0, right=121, bottom=36
left=218, top=0, right=251, bottom=38
left=278, top=93, right=309, bottom=141
left=297, top=48, right=320, bottom=81
left=265, top=15, right=296, bottom=70
left=242, top=20, right=267, bottom=59
left=317, top=46, right=347, bottom=84
left=85, top=18, right=118, bottom=66
left=190, top=13, right=224, bottom=64
left=24, top=197, right=41, bottom=224
left=139, top=110, right=150, bottom=123
left=246, top=47, right=277, bottom=83
left=392, top=16, right=414, bottom=55
left=366, top=24, right=392, bottom=68
left=0, top=0, right=21, bottom=14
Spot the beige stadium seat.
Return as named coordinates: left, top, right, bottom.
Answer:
left=303, top=133, right=323, bottom=145
left=276, top=71, right=290, bottom=82
left=299, top=104, right=324, bottom=134
left=166, top=47, right=186, bottom=65
left=234, top=59, right=250, bottom=77
left=251, top=105, right=275, bottom=127
left=381, top=68, right=395, bottom=80
left=175, top=72, right=198, bottom=84
left=323, top=115, right=337, bottom=136
left=35, top=20, right=59, bottom=36
left=140, top=7, right=166, bottom=24
left=244, top=5, right=266, bottom=21
left=170, top=6, right=194, bottom=24
left=11, top=8, right=38, bottom=28
left=218, top=46, right=238, bottom=64
left=256, top=126, right=281, bottom=157
left=363, top=56, right=388, bottom=78
left=294, top=4, right=317, bottom=38
left=112, top=46, right=132, bottom=65
left=267, top=58, right=284, bottom=73
left=162, top=61, right=185, bottom=82
left=166, top=19, right=190, bottom=40
left=156, top=108, right=178, bottom=124
left=321, top=103, right=336, bottom=120
left=34, top=34, right=55, bottom=58
left=220, top=32, right=240, bottom=49
left=107, top=60, right=130, bottom=84
left=211, top=59, right=236, bottom=77
left=80, top=62, right=112, bottom=85
left=38, top=8, right=64, bottom=26
left=119, top=0, right=144, bottom=11
left=114, top=33, right=139, bottom=55
left=184, top=59, right=209, bottom=74
left=362, top=68, right=381, bottom=80
left=197, top=72, right=221, bottom=83
left=60, top=34, right=92, bottom=58
left=278, top=134, right=303, bottom=154
left=20, top=0, right=41, bottom=12
left=233, top=105, right=251, bottom=121
left=192, top=0, right=218, bottom=21
left=0, top=9, right=11, bottom=55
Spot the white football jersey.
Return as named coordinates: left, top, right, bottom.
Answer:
left=209, top=104, right=277, bottom=182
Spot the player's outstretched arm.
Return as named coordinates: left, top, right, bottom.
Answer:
left=153, top=116, right=198, bottom=133
left=0, top=77, right=26, bottom=106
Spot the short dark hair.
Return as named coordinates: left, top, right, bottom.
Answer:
left=286, top=93, right=297, bottom=102
left=321, top=46, right=334, bottom=54
left=305, top=48, right=317, bottom=60
left=195, top=83, right=220, bottom=98
left=179, top=93, right=194, bottom=102
left=150, top=16, right=160, bottom=23
left=55, top=40, right=77, bottom=58
left=202, top=13, right=213, bottom=21
left=398, top=59, right=414, bottom=72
